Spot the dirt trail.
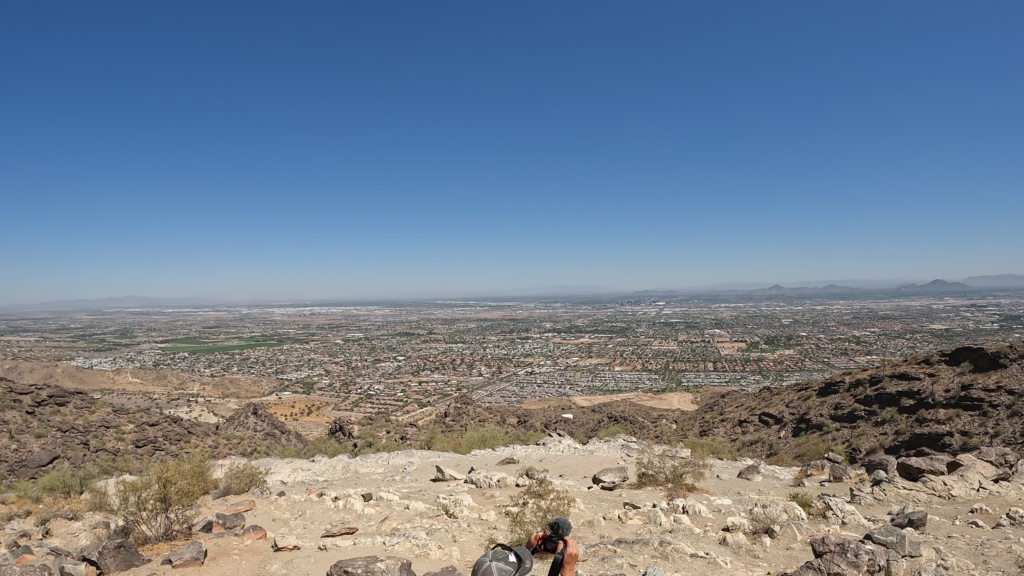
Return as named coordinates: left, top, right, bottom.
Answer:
left=521, top=391, right=698, bottom=411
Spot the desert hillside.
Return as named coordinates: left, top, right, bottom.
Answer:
left=2, top=344, right=1024, bottom=576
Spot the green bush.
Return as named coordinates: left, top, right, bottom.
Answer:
left=788, top=491, right=814, bottom=514
left=32, top=428, right=50, bottom=439
left=597, top=424, right=628, bottom=439
left=305, top=436, right=350, bottom=458
left=115, top=453, right=217, bottom=544
left=426, top=426, right=544, bottom=455
left=38, top=464, right=92, bottom=499
left=12, top=480, right=42, bottom=504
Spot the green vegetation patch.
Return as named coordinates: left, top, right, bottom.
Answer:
left=163, top=342, right=282, bottom=354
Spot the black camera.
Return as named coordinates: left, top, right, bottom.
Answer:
left=537, top=517, right=572, bottom=554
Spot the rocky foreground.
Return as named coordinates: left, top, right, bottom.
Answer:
left=4, top=433, right=1024, bottom=576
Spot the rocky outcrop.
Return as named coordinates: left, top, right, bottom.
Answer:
left=218, top=403, right=307, bottom=450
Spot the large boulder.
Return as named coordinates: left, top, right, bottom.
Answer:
left=160, top=541, right=207, bottom=569
left=433, top=466, right=465, bottom=482
left=737, top=462, right=764, bottom=481
left=815, top=496, right=868, bottom=527
left=214, top=512, right=245, bottom=530
left=465, top=470, right=512, bottom=489
left=972, top=447, right=1019, bottom=469
left=947, top=453, right=1003, bottom=480
left=890, top=509, right=927, bottom=531
left=896, top=456, right=949, bottom=481
left=862, top=454, right=897, bottom=477
left=593, top=466, right=629, bottom=485
left=829, top=464, right=866, bottom=484
left=798, top=536, right=887, bottom=575
left=78, top=540, right=150, bottom=574
left=1012, top=459, right=1024, bottom=481
left=863, top=526, right=921, bottom=558
left=326, top=556, right=416, bottom=576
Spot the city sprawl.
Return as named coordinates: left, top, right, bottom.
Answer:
left=2, top=294, right=1023, bottom=417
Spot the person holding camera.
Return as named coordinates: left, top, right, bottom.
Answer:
left=471, top=518, right=579, bottom=576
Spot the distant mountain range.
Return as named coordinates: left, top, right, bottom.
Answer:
left=896, top=279, right=972, bottom=292
left=4, top=274, right=1024, bottom=311
left=962, top=274, right=1024, bottom=288
left=0, top=296, right=225, bottom=312
left=749, top=283, right=863, bottom=294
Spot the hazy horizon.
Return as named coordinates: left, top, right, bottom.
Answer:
left=4, top=273, right=1024, bottom=309
left=3, top=2, right=1022, bottom=306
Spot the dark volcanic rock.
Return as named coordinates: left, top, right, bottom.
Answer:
left=214, top=512, right=245, bottom=531
left=326, top=556, right=416, bottom=576
left=160, top=541, right=207, bottom=569
left=12, top=451, right=61, bottom=480
left=78, top=540, right=150, bottom=574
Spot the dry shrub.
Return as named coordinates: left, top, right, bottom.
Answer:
left=748, top=503, right=788, bottom=534
left=636, top=442, right=710, bottom=499
left=792, top=435, right=831, bottom=463
left=213, top=463, right=268, bottom=500
left=685, top=436, right=737, bottom=460
left=504, top=476, right=576, bottom=547
left=0, top=501, right=34, bottom=524
left=516, top=466, right=548, bottom=481
left=115, top=453, right=217, bottom=544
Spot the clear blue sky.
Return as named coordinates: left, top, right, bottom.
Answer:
left=2, top=2, right=1022, bottom=304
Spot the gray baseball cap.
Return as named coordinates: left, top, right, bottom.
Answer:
left=471, top=545, right=533, bottom=576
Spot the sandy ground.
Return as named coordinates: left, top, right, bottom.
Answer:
left=522, top=391, right=698, bottom=411
left=49, top=438, right=1008, bottom=576
left=0, top=360, right=276, bottom=398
